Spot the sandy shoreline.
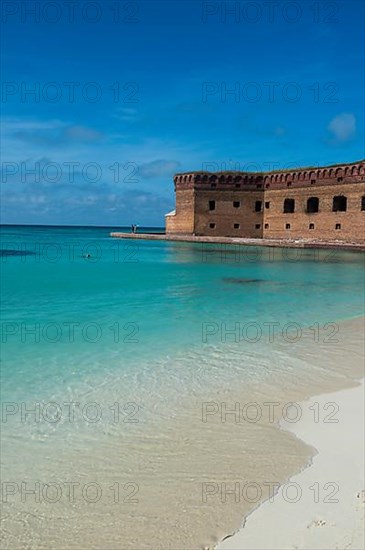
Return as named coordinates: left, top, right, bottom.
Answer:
left=2, top=315, right=364, bottom=548
left=217, top=379, right=365, bottom=550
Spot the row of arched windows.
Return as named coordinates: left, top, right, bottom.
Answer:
left=272, top=195, right=365, bottom=214
left=207, top=196, right=365, bottom=213
left=282, top=195, right=363, bottom=213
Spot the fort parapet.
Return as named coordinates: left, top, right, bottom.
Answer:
left=165, top=160, right=365, bottom=243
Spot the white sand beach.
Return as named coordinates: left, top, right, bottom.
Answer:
left=217, top=379, right=365, bottom=550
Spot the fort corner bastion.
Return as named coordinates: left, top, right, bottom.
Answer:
left=165, top=160, right=365, bottom=244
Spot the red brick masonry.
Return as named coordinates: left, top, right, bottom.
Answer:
left=165, top=160, right=365, bottom=244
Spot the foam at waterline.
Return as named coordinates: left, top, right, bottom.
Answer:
left=1, top=317, right=363, bottom=549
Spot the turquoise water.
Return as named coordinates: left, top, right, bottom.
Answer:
left=1, top=225, right=364, bottom=404
left=1, top=225, right=364, bottom=548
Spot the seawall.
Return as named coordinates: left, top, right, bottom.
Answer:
left=110, top=232, right=365, bottom=251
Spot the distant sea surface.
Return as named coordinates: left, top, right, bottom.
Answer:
left=1, top=225, right=364, bottom=549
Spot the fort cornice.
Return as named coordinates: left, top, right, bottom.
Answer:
left=173, top=159, right=365, bottom=191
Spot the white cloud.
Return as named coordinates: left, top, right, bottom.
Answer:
left=139, top=159, right=181, bottom=178
left=64, top=125, right=103, bottom=142
left=113, top=107, right=139, bottom=122
left=1, top=117, right=67, bottom=132
left=328, top=113, right=356, bottom=142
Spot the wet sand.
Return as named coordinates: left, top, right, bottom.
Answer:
left=1, top=318, right=364, bottom=549
left=217, top=379, right=365, bottom=550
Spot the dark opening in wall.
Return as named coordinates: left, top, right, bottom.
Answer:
left=209, top=223, right=216, bottom=229
left=264, top=223, right=269, bottom=229
left=283, top=198, right=295, bottom=213
left=266, top=183, right=270, bottom=188
left=233, top=223, right=240, bottom=229
left=233, top=201, right=240, bottom=208
left=256, top=184, right=262, bottom=189
left=286, top=223, right=291, bottom=229
left=311, top=179, right=316, bottom=184
left=287, top=182, right=292, bottom=187
left=335, top=223, right=341, bottom=230
left=235, top=184, right=240, bottom=188
left=332, top=195, right=347, bottom=212
left=307, top=197, right=319, bottom=213
left=361, top=196, right=365, bottom=211
left=209, top=200, right=216, bottom=211
left=309, top=223, right=315, bottom=229
left=211, top=183, right=216, bottom=188
left=265, top=201, right=270, bottom=209
left=255, top=200, right=262, bottom=212
left=337, top=177, right=343, bottom=182
left=255, top=224, right=261, bottom=229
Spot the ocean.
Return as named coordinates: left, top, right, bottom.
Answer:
left=1, top=225, right=364, bottom=549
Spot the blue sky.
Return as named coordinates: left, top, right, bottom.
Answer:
left=1, top=0, right=364, bottom=226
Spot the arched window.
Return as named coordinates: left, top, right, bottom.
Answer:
left=307, top=197, right=319, bottom=213
left=332, top=196, right=347, bottom=212
left=283, top=198, right=295, bottom=213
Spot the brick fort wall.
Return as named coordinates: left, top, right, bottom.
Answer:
left=165, top=160, right=365, bottom=243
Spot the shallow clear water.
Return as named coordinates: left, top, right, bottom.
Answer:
left=1, top=225, right=364, bottom=549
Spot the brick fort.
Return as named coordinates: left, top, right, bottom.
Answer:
left=165, top=160, right=365, bottom=243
